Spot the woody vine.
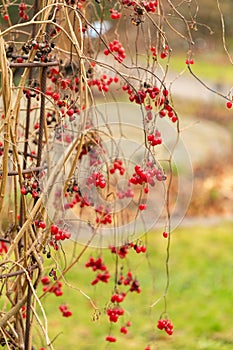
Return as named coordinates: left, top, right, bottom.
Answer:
left=0, top=1, right=232, bottom=349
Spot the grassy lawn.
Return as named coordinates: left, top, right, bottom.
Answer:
left=169, top=53, right=233, bottom=85
left=33, top=221, right=233, bottom=350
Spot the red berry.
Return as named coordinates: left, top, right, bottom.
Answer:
left=67, top=108, right=74, bottom=116
left=141, top=245, right=147, bottom=253
left=139, top=203, right=146, bottom=211
left=39, top=221, right=46, bottom=229
left=20, top=187, right=27, bottom=195
left=23, top=13, right=29, bottom=21
left=105, top=336, right=117, bottom=342
left=163, top=231, right=168, bottom=238
left=51, top=224, right=59, bottom=235
left=63, top=310, right=73, bottom=317
left=226, top=101, right=232, bottom=109
left=120, top=326, right=128, bottom=334
left=19, top=2, right=27, bottom=11
left=3, top=14, right=9, bottom=21
left=17, top=57, right=24, bottom=63
left=41, top=276, right=50, bottom=285
left=52, top=92, right=60, bottom=101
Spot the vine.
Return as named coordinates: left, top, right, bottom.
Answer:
left=0, top=1, right=232, bottom=349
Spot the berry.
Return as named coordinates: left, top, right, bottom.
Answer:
left=41, top=276, right=50, bottom=285
left=19, top=2, right=27, bottom=11
left=139, top=203, right=146, bottom=211
left=163, top=231, right=168, bottom=238
left=39, top=221, right=46, bottom=229
left=105, top=335, right=117, bottom=342
left=226, top=101, right=232, bottom=109
left=59, top=305, right=73, bottom=317
left=120, top=326, right=128, bottom=334
left=185, top=59, right=194, bottom=65
left=104, top=40, right=126, bottom=62
left=17, top=57, right=24, bottom=63
left=20, top=187, right=28, bottom=195
left=157, top=318, right=174, bottom=335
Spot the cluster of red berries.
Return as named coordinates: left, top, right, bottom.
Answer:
left=85, top=256, right=107, bottom=271
left=122, top=83, right=166, bottom=108
left=104, top=40, right=126, bottom=63
left=87, top=171, right=106, bottom=189
left=0, top=241, right=8, bottom=254
left=150, top=44, right=170, bottom=59
left=129, top=163, right=165, bottom=187
left=50, top=224, right=71, bottom=241
left=85, top=256, right=111, bottom=285
left=133, top=243, right=147, bottom=253
left=157, top=318, right=174, bottom=335
left=47, top=67, right=60, bottom=84
left=185, top=58, right=194, bottom=65
left=69, top=190, right=90, bottom=209
left=96, top=212, right=112, bottom=225
left=129, top=164, right=149, bottom=185
left=123, top=85, right=147, bottom=104
left=95, top=205, right=113, bottom=225
left=91, top=271, right=111, bottom=285
left=160, top=44, right=169, bottom=59
left=117, top=187, right=134, bottom=199
left=146, top=85, right=161, bottom=100
left=147, top=129, right=162, bottom=146
left=19, top=2, right=29, bottom=21
left=88, top=75, right=119, bottom=92
left=110, top=244, right=131, bottom=258
left=110, top=241, right=147, bottom=258
left=142, top=1, right=158, bottom=13
left=111, top=292, right=126, bottom=303
left=110, top=8, right=121, bottom=19
left=34, top=220, right=46, bottom=229
left=59, top=305, right=73, bottom=317
left=120, top=321, right=131, bottom=334
left=129, top=279, right=141, bottom=293
left=122, top=0, right=158, bottom=13
left=20, top=177, right=40, bottom=198
left=150, top=46, right=157, bottom=58
left=110, top=159, right=125, bottom=175
left=41, top=276, right=63, bottom=297
left=107, top=306, right=124, bottom=323
left=117, top=270, right=141, bottom=292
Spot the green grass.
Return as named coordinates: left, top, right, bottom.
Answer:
left=30, top=221, right=233, bottom=350
left=169, top=53, right=233, bottom=85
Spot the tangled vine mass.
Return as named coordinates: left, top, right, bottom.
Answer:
left=0, top=1, right=232, bottom=349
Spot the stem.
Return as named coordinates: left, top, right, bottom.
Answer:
left=36, top=66, right=47, bottom=168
